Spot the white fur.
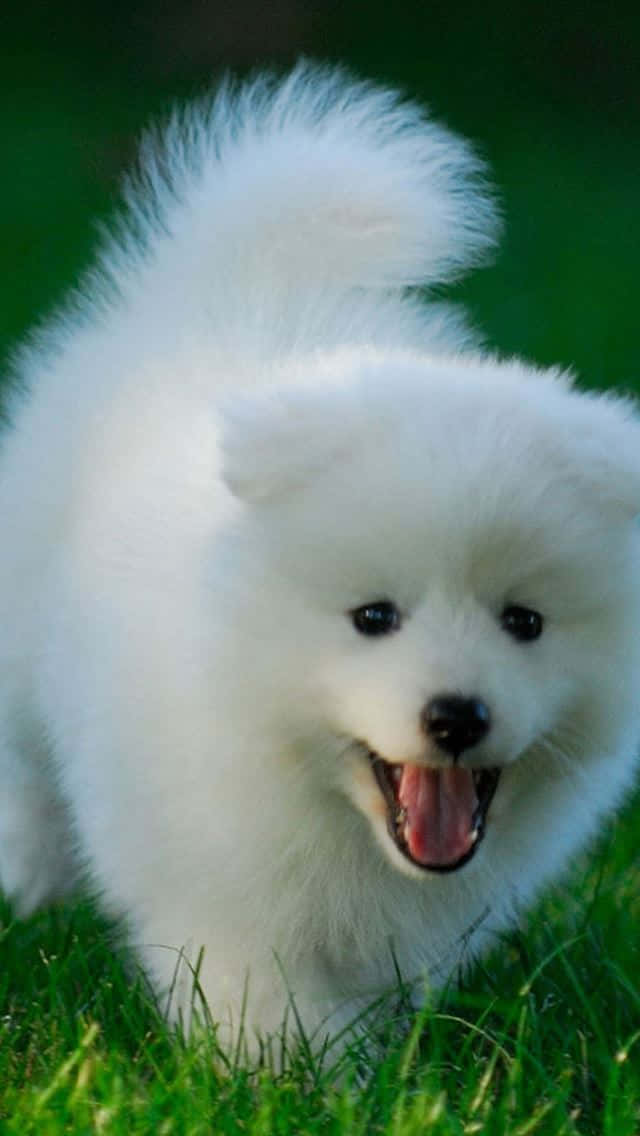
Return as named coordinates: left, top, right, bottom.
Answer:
left=1, top=62, right=639, bottom=1058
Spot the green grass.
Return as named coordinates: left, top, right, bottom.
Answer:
left=2, top=789, right=640, bottom=1133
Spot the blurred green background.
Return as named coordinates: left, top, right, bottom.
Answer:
left=1, top=0, right=639, bottom=391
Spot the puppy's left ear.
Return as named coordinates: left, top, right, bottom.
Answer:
left=573, top=392, right=640, bottom=519
left=219, top=383, right=362, bottom=503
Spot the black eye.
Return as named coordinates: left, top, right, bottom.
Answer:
left=501, top=605, right=544, bottom=642
left=351, top=600, right=401, bottom=637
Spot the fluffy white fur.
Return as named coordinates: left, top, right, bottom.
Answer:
left=1, top=63, right=640, bottom=1059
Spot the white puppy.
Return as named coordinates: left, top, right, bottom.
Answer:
left=1, top=64, right=639, bottom=1058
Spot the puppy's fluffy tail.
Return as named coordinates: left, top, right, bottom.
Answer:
left=105, top=62, right=498, bottom=340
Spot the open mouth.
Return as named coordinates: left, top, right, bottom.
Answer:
left=368, top=752, right=501, bottom=872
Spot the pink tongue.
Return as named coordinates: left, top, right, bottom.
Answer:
left=397, top=764, right=478, bottom=867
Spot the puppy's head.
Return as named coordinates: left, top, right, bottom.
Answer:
left=219, top=351, right=640, bottom=880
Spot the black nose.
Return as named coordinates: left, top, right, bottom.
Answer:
left=422, top=695, right=491, bottom=759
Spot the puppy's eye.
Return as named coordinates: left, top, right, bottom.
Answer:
left=351, top=600, right=401, bottom=637
left=501, top=605, right=543, bottom=642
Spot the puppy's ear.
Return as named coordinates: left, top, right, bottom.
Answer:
left=219, top=384, right=361, bottom=503
left=570, top=392, right=640, bottom=519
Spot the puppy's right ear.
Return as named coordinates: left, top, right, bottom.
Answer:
left=219, top=384, right=361, bottom=504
